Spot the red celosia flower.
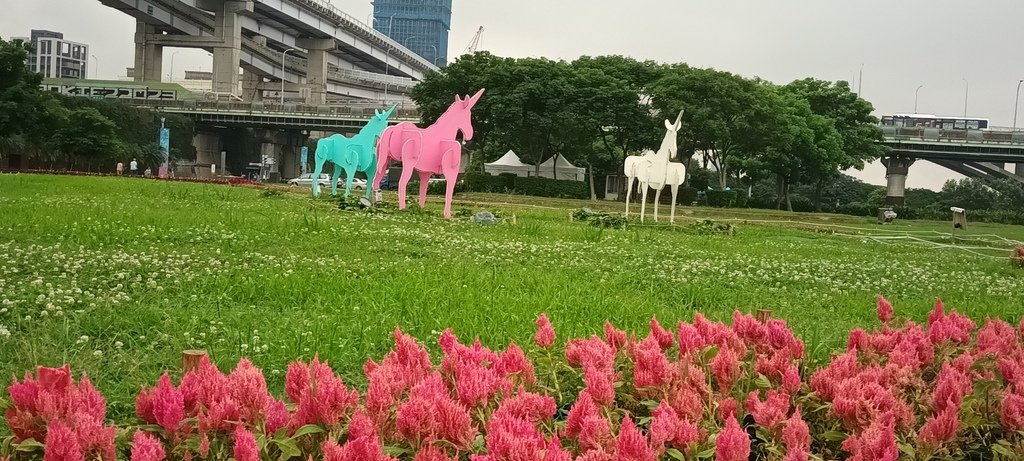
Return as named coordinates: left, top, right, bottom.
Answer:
left=229, top=359, right=271, bottom=423
left=575, top=451, right=614, bottom=461
left=782, top=365, right=802, bottom=394
left=933, top=363, right=972, bottom=413
left=44, top=420, right=84, bottom=461
left=604, top=322, right=627, bottom=350
left=715, top=415, right=750, bottom=461
left=567, top=336, right=616, bottom=371
left=535, top=314, right=556, bottom=348
left=876, top=295, right=894, bottom=325
left=544, top=436, right=573, bottom=461
left=746, top=390, right=790, bottom=429
left=412, top=444, right=455, bottom=461
left=396, top=373, right=475, bottom=450
left=977, top=318, right=1020, bottom=356
left=732, top=310, right=768, bottom=349
left=139, top=373, right=184, bottom=433
left=614, top=415, right=656, bottom=461
left=490, top=390, right=556, bottom=424
left=232, top=426, right=259, bottom=461
left=583, top=366, right=616, bottom=406
left=888, top=322, right=934, bottom=370
left=76, top=375, right=106, bottom=423
left=809, top=350, right=859, bottom=401
left=130, top=431, right=166, bottom=461
left=497, top=341, right=536, bottom=388
left=716, top=398, right=739, bottom=422
left=648, top=317, right=674, bottom=350
left=919, top=404, right=960, bottom=446
left=782, top=408, right=810, bottom=461
left=288, top=356, right=360, bottom=429
left=710, top=346, right=741, bottom=393
left=1001, top=392, right=1024, bottom=431
left=266, top=399, right=289, bottom=434
left=323, top=411, right=396, bottom=461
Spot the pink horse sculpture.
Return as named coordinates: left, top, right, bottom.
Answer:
left=374, top=89, right=484, bottom=219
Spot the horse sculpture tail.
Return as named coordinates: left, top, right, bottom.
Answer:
left=374, top=126, right=395, bottom=190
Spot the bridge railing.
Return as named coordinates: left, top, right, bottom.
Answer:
left=129, top=99, right=421, bottom=120
left=243, top=37, right=416, bottom=91
left=287, top=0, right=437, bottom=71
left=882, top=126, right=1024, bottom=145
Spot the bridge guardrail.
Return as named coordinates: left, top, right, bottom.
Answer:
left=243, top=37, right=416, bottom=91
left=882, top=126, right=1024, bottom=145
left=129, top=99, right=421, bottom=120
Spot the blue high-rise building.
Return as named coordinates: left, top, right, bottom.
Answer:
left=372, top=0, right=451, bottom=67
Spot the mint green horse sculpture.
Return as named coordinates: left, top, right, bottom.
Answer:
left=312, top=106, right=396, bottom=198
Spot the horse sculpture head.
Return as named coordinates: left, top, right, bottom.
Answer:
left=362, top=106, right=397, bottom=137
left=662, top=110, right=684, bottom=160
left=440, top=88, right=485, bottom=141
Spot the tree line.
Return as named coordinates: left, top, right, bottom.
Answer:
left=0, top=37, right=194, bottom=171
left=410, top=52, right=887, bottom=211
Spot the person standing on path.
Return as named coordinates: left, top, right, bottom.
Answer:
left=129, top=159, right=139, bottom=176
left=116, top=161, right=124, bottom=175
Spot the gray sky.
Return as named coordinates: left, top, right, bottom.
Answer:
left=5, top=0, right=1024, bottom=190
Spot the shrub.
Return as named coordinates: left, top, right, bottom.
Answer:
left=573, top=207, right=626, bottom=229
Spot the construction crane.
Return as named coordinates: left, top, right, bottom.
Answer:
left=464, top=26, right=484, bottom=54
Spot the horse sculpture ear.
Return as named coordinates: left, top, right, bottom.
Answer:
left=665, top=119, right=674, bottom=130
left=675, top=121, right=683, bottom=131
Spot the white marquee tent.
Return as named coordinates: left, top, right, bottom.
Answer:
left=537, top=154, right=586, bottom=182
left=484, top=150, right=533, bottom=177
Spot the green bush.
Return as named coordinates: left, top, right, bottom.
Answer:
left=705, top=190, right=741, bottom=208
left=677, top=187, right=698, bottom=206
left=514, top=177, right=589, bottom=199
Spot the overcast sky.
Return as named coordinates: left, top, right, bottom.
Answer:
left=5, top=0, right=1024, bottom=190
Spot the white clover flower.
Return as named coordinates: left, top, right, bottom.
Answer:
left=114, top=341, right=124, bottom=349
left=93, top=350, right=103, bottom=357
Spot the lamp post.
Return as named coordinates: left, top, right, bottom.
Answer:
left=388, top=13, right=396, bottom=37
left=405, top=36, right=436, bottom=66
left=1014, top=80, right=1024, bottom=131
left=91, top=55, right=99, bottom=79
left=281, top=48, right=294, bottom=105
left=383, top=49, right=391, bottom=103
left=914, top=85, right=924, bottom=114
left=168, top=51, right=181, bottom=81
left=962, top=78, right=969, bottom=118
left=858, top=63, right=863, bottom=96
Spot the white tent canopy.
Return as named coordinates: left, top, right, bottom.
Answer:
left=537, top=154, right=586, bottom=182
left=484, top=150, right=533, bottom=177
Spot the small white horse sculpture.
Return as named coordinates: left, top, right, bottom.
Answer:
left=624, top=110, right=688, bottom=223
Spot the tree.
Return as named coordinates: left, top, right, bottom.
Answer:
left=0, top=36, right=67, bottom=156
left=50, top=107, right=123, bottom=168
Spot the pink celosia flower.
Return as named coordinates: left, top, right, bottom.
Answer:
left=746, top=390, right=790, bottom=429
left=288, top=356, right=360, bottom=429
left=977, top=318, right=1020, bottom=356
left=933, top=363, right=972, bottom=413
left=76, top=375, right=106, bottom=422
left=266, top=399, right=289, bottom=434
left=535, top=314, right=556, bottom=348
left=1001, top=392, right=1024, bottom=431
left=199, top=434, right=210, bottom=458
left=232, top=426, right=259, bottom=461
left=715, top=415, right=750, bottom=461
left=782, top=409, right=809, bottom=461
left=732, top=310, right=767, bottom=349
left=141, top=373, right=184, bottom=433
left=847, top=329, right=867, bottom=351
left=876, top=295, right=894, bottom=325
left=544, top=436, right=573, bottom=461
left=323, top=410, right=396, bottom=461
left=888, top=322, right=934, bottom=370
left=229, top=359, right=271, bottom=423
left=130, top=431, right=166, bottom=461
left=565, top=391, right=611, bottom=451
left=583, top=366, right=616, bottom=406
left=716, top=398, right=739, bottom=422
left=710, top=346, right=741, bottom=392
left=648, top=317, right=674, bottom=350
left=927, top=300, right=976, bottom=346
left=497, top=341, right=536, bottom=387
left=490, top=390, right=556, bottom=424
left=919, top=404, right=960, bottom=446
left=604, top=322, right=627, bottom=350
left=614, top=416, right=656, bottom=461
left=44, top=420, right=84, bottom=461
left=649, top=401, right=700, bottom=451
left=567, top=336, right=616, bottom=371
left=396, top=373, right=475, bottom=450
left=630, top=336, right=673, bottom=391
left=842, top=413, right=898, bottom=461
left=674, top=327, right=702, bottom=362
left=782, top=365, right=802, bottom=394
left=412, top=445, right=454, bottom=461
left=575, top=451, right=614, bottom=461
left=809, top=350, right=859, bottom=401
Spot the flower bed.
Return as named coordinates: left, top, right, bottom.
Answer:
left=2, top=297, right=1023, bottom=460
left=0, top=169, right=255, bottom=187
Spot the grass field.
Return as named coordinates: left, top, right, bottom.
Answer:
left=1, top=174, right=1022, bottom=419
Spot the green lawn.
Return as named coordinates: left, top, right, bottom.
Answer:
left=0, top=174, right=1021, bottom=419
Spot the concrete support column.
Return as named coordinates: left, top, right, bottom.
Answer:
left=1016, top=163, right=1024, bottom=177
left=297, top=38, right=335, bottom=106
left=882, top=155, right=915, bottom=206
left=134, top=21, right=163, bottom=82
left=203, top=0, right=253, bottom=97
left=193, top=131, right=223, bottom=178
left=242, top=68, right=263, bottom=101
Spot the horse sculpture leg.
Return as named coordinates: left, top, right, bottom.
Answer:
left=311, top=157, right=325, bottom=198
left=397, top=138, right=417, bottom=210
left=669, top=184, right=679, bottom=224
left=440, top=141, right=461, bottom=220
left=331, top=163, right=343, bottom=197
left=343, top=164, right=357, bottom=198
left=624, top=175, right=634, bottom=217
left=653, top=187, right=662, bottom=222
left=417, top=171, right=431, bottom=208
left=639, top=183, right=649, bottom=224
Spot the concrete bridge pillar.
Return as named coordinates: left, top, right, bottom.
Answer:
left=1016, top=163, right=1024, bottom=177
left=297, top=38, right=335, bottom=106
left=193, top=131, right=224, bottom=178
left=242, top=68, right=263, bottom=101
left=882, top=155, right=915, bottom=206
left=254, top=129, right=307, bottom=182
left=200, top=0, right=253, bottom=97
left=133, top=21, right=163, bottom=82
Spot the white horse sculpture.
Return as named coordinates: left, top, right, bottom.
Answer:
left=624, top=110, right=687, bottom=223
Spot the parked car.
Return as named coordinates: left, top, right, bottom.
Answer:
left=287, top=173, right=332, bottom=188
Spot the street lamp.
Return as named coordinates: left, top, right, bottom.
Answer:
left=168, top=50, right=181, bottom=82
left=405, top=36, right=436, bottom=66
left=91, top=55, right=99, bottom=79
left=962, top=78, right=969, bottom=118
left=1014, top=80, right=1024, bottom=131
left=858, top=63, right=863, bottom=96
left=388, top=13, right=396, bottom=37
left=914, top=85, right=924, bottom=114
left=383, top=49, right=391, bottom=103
left=281, top=48, right=295, bottom=104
